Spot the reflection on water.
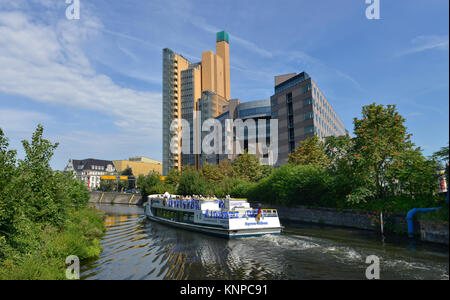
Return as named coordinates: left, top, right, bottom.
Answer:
left=81, top=204, right=449, bottom=280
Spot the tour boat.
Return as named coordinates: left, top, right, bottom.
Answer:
left=144, top=193, right=282, bottom=239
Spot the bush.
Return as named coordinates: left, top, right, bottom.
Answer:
left=178, top=168, right=209, bottom=196
left=247, top=164, right=332, bottom=207
left=136, top=171, right=161, bottom=197
left=211, top=177, right=249, bottom=198
left=229, top=180, right=256, bottom=199
left=0, top=207, right=105, bottom=280
left=0, top=125, right=105, bottom=279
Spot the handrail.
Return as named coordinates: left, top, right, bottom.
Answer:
left=150, top=197, right=278, bottom=218
left=202, top=209, right=278, bottom=219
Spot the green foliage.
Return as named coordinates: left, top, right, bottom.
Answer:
left=131, top=102, right=446, bottom=222
left=288, top=135, right=330, bottom=168
left=119, top=167, right=135, bottom=190
left=247, top=164, right=331, bottom=207
left=0, top=125, right=105, bottom=279
left=352, top=195, right=445, bottom=215
left=324, top=135, right=353, bottom=173
left=327, top=103, right=441, bottom=210
left=201, top=163, right=226, bottom=183
left=232, top=151, right=265, bottom=182
left=229, top=180, right=256, bottom=199
left=0, top=207, right=105, bottom=280
left=166, top=168, right=181, bottom=186
left=136, top=171, right=161, bottom=197
left=352, top=103, right=414, bottom=199
left=99, top=179, right=116, bottom=192
left=178, top=168, right=209, bottom=196
left=417, top=202, right=449, bottom=223
left=211, top=177, right=248, bottom=198
left=431, top=144, right=449, bottom=188
left=136, top=170, right=178, bottom=197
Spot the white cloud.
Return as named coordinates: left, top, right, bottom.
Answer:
left=397, top=35, right=449, bottom=56
left=0, top=108, right=51, bottom=133
left=0, top=10, right=161, bottom=136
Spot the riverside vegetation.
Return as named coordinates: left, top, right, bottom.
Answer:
left=136, top=103, right=449, bottom=223
left=0, top=125, right=105, bottom=280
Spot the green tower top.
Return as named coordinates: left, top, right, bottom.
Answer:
left=216, top=31, right=229, bottom=44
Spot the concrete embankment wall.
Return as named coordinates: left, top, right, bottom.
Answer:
left=253, top=203, right=449, bottom=245
left=89, top=192, right=143, bottom=206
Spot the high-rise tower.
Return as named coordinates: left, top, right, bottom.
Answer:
left=216, top=31, right=231, bottom=100
left=162, top=31, right=231, bottom=175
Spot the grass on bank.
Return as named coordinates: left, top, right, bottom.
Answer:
left=0, top=207, right=105, bottom=280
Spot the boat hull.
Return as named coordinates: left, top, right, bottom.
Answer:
left=145, top=214, right=281, bottom=239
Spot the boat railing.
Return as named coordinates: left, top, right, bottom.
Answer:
left=203, top=209, right=278, bottom=219
left=152, top=198, right=249, bottom=210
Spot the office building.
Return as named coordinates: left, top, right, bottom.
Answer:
left=270, top=72, right=347, bottom=166
left=113, top=157, right=162, bottom=177
left=162, top=31, right=231, bottom=175
left=202, top=98, right=273, bottom=166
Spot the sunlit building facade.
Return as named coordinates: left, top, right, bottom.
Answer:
left=162, top=31, right=231, bottom=175
left=270, top=72, right=347, bottom=166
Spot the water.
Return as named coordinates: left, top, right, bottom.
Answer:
left=81, top=204, right=449, bottom=280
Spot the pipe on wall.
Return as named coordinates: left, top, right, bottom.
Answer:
left=406, top=207, right=442, bottom=238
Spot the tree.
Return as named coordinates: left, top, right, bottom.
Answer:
left=232, top=151, right=264, bottom=182
left=15, top=125, right=62, bottom=226
left=288, top=135, right=330, bottom=168
left=388, top=147, right=438, bottom=197
left=0, top=128, right=17, bottom=238
left=218, top=160, right=234, bottom=178
left=432, top=144, right=449, bottom=163
left=432, top=144, right=449, bottom=188
left=177, top=168, right=208, bottom=196
left=201, top=163, right=225, bottom=183
left=352, top=103, right=414, bottom=199
left=136, top=171, right=161, bottom=197
left=99, top=179, right=116, bottom=192
left=120, top=167, right=135, bottom=190
left=324, top=135, right=353, bottom=173
left=166, top=168, right=181, bottom=186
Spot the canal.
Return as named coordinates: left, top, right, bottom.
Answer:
left=81, top=204, right=449, bottom=280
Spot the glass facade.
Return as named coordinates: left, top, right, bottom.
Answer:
left=274, top=72, right=310, bottom=94
left=162, top=49, right=176, bottom=176
left=238, top=106, right=271, bottom=119
left=271, top=72, right=348, bottom=167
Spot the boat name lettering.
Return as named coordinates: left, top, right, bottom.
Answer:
left=245, top=222, right=268, bottom=226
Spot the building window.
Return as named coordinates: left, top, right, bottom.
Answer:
left=302, top=84, right=312, bottom=94
left=303, top=98, right=313, bottom=107
left=304, top=111, right=314, bottom=120
left=286, top=93, right=293, bottom=104
left=304, top=126, right=314, bottom=134
left=287, top=104, right=293, bottom=115
left=271, top=110, right=278, bottom=118
left=289, top=141, right=295, bottom=153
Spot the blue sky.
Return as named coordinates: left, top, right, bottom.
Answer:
left=0, top=0, right=448, bottom=170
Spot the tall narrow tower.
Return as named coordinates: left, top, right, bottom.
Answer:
left=162, top=32, right=231, bottom=175
left=216, top=31, right=230, bottom=100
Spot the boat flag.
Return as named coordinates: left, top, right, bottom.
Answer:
left=256, top=208, right=262, bottom=223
